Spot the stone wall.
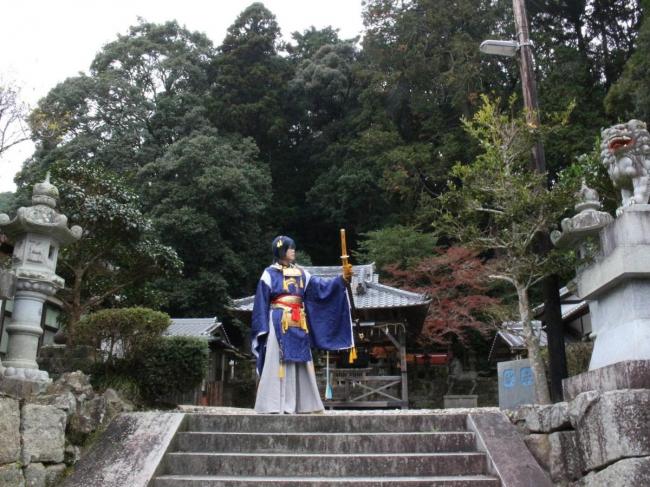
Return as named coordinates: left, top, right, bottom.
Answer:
left=509, top=388, right=650, bottom=485
left=0, top=371, right=132, bottom=487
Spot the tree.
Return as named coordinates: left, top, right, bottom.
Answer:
left=47, top=160, right=182, bottom=336
left=26, top=20, right=215, bottom=178
left=0, top=192, right=16, bottom=214
left=529, top=0, right=641, bottom=90
left=527, top=1, right=642, bottom=174
left=210, top=3, right=291, bottom=155
left=137, top=129, right=272, bottom=316
left=362, top=0, right=508, bottom=145
left=387, top=247, right=502, bottom=347
left=0, top=79, right=30, bottom=158
left=605, top=0, right=650, bottom=120
left=355, top=225, right=437, bottom=272
left=287, top=26, right=343, bottom=64
left=435, top=97, right=575, bottom=404
left=289, top=42, right=359, bottom=130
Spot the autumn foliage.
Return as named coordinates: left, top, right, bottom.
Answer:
left=386, top=246, right=501, bottom=346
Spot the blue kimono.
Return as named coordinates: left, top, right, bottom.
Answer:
left=251, top=264, right=354, bottom=375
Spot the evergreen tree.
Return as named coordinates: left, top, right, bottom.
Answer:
left=49, top=161, right=181, bottom=335
left=210, top=2, right=291, bottom=156
left=26, top=21, right=215, bottom=178
left=605, top=0, right=650, bottom=120
left=137, top=129, right=272, bottom=316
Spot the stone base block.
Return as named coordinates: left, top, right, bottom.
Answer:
left=524, top=434, right=550, bottom=471
left=21, top=404, right=66, bottom=464
left=514, top=402, right=570, bottom=433
left=0, top=463, right=24, bottom=487
left=24, top=463, right=66, bottom=487
left=570, top=389, right=650, bottom=472
left=562, top=360, right=650, bottom=400
left=575, top=456, right=650, bottom=486
left=0, top=396, right=20, bottom=464
left=0, top=376, right=50, bottom=400
left=443, top=394, right=478, bottom=408
left=548, top=430, right=581, bottom=482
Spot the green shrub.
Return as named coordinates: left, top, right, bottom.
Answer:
left=75, top=307, right=170, bottom=363
left=541, top=341, right=594, bottom=379
left=565, top=341, right=593, bottom=377
left=135, top=336, right=208, bottom=403
left=88, top=361, right=143, bottom=406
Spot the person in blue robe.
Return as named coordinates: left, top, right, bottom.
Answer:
left=251, top=235, right=354, bottom=413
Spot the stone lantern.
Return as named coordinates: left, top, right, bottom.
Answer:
left=0, top=174, right=81, bottom=382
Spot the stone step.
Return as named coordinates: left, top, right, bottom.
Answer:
left=152, top=474, right=501, bottom=487
left=173, top=431, right=476, bottom=454
left=183, top=413, right=468, bottom=433
left=160, top=452, right=488, bottom=477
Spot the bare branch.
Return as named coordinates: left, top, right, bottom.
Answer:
left=0, top=79, right=30, bottom=158
left=488, top=273, right=516, bottom=285
left=474, top=206, right=506, bottom=215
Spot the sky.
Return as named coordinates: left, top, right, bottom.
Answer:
left=0, top=0, right=365, bottom=193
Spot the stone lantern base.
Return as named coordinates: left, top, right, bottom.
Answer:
left=1, top=366, right=51, bottom=383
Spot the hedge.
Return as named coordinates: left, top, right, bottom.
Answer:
left=135, top=336, right=209, bottom=403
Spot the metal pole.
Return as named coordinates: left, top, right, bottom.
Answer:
left=513, top=0, right=567, bottom=402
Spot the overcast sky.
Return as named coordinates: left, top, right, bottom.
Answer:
left=0, top=0, right=365, bottom=193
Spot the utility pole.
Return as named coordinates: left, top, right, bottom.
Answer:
left=512, top=0, right=568, bottom=402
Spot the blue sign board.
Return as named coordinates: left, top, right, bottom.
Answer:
left=497, top=359, right=536, bottom=409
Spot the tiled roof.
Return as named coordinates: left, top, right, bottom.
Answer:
left=496, top=321, right=548, bottom=350
left=231, top=263, right=430, bottom=312
left=164, top=318, right=221, bottom=339
left=533, top=286, right=589, bottom=322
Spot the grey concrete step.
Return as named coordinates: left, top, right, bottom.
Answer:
left=183, top=413, right=468, bottom=433
left=160, top=452, right=489, bottom=477
left=173, top=431, right=476, bottom=454
left=153, top=474, right=501, bottom=487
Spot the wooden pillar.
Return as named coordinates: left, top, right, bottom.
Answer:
left=382, top=324, right=409, bottom=410
left=220, top=352, right=226, bottom=382
left=399, top=324, right=408, bottom=409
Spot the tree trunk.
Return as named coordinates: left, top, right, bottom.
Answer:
left=515, top=281, right=551, bottom=405
left=65, top=268, right=85, bottom=345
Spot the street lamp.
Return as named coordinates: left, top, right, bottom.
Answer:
left=479, top=40, right=519, bottom=58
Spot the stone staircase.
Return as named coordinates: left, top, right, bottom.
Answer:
left=151, top=412, right=501, bottom=487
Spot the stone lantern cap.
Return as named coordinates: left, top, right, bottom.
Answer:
left=551, top=181, right=613, bottom=248
left=0, top=174, right=82, bottom=245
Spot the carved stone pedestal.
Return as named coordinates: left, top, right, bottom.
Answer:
left=577, top=206, right=650, bottom=369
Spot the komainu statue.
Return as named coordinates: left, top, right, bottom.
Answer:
left=601, top=119, right=650, bottom=212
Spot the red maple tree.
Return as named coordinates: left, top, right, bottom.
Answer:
left=386, top=246, right=502, bottom=346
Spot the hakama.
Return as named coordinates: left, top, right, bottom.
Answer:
left=254, top=325, right=323, bottom=413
